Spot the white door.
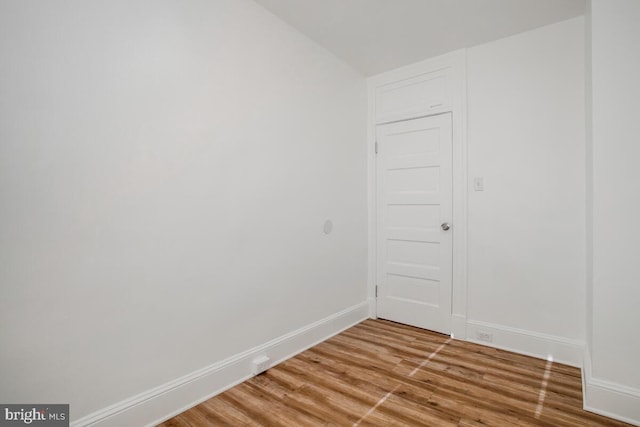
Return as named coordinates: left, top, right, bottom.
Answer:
left=376, top=113, right=453, bottom=334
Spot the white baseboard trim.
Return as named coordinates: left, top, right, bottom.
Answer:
left=71, top=301, right=369, bottom=427
left=583, top=350, right=640, bottom=426
left=584, top=380, right=640, bottom=426
left=465, top=320, right=584, bottom=367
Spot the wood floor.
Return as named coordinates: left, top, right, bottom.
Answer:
left=159, top=319, right=631, bottom=426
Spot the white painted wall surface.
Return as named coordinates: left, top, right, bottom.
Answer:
left=584, top=0, right=594, bottom=360
left=466, top=19, right=586, bottom=343
left=0, top=0, right=367, bottom=421
left=589, top=0, right=640, bottom=394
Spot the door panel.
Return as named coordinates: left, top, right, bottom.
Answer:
left=376, top=113, right=453, bottom=334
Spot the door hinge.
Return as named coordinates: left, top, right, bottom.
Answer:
left=375, top=141, right=378, bottom=154
left=375, top=285, right=378, bottom=297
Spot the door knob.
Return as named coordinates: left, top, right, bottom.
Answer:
left=441, top=222, right=451, bottom=231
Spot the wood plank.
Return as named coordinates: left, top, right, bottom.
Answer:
left=158, top=319, right=632, bottom=427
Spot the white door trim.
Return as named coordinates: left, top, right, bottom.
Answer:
left=367, top=49, right=468, bottom=338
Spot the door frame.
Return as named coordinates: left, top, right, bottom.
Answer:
left=366, top=49, right=469, bottom=338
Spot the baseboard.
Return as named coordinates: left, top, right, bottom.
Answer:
left=465, top=320, right=584, bottom=367
left=582, top=350, right=640, bottom=426
left=71, top=301, right=369, bottom=427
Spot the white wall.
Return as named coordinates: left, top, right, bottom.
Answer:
left=586, top=0, right=640, bottom=423
left=584, top=0, right=594, bottom=360
left=466, top=18, right=586, bottom=357
left=0, top=0, right=367, bottom=422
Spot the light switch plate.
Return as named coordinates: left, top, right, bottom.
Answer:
left=473, top=177, right=484, bottom=191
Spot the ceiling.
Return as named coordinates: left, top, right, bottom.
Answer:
left=253, top=0, right=586, bottom=76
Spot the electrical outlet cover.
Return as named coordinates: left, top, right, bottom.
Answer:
left=476, top=331, right=493, bottom=342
